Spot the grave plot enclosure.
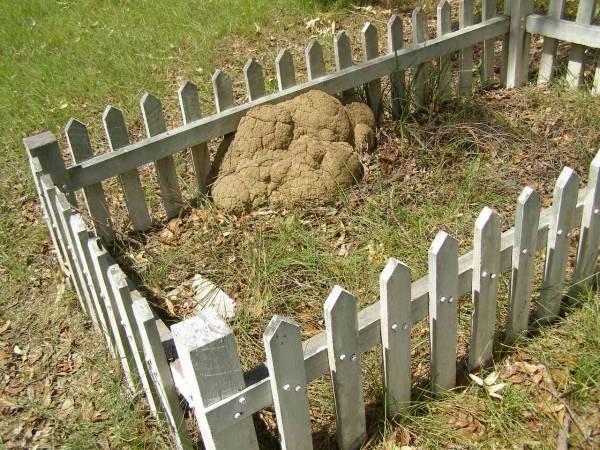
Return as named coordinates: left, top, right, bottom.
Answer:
left=24, top=0, right=600, bottom=447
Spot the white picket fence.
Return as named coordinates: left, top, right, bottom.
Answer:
left=23, top=0, right=600, bottom=448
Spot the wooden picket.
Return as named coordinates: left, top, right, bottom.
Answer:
left=387, top=15, right=405, bottom=118
left=459, top=0, right=475, bottom=95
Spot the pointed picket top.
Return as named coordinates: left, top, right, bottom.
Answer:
left=324, top=285, right=356, bottom=315
left=518, top=185, right=541, bottom=211
left=554, top=166, right=580, bottom=197
left=65, top=118, right=93, bottom=161
left=140, top=92, right=167, bottom=136
left=361, top=22, right=379, bottom=60
left=212, top=69, right=235, bottom=112
left=177, top=80, right=202, bottom=123
left=334, top=30, right=353, bottom=72
left=102, top=105, right=130, bottom=150
left=474, top=206, right=499, bottom=233
left=387, top=14, right=404, bottom=52
left=429, top=230, right=458, bottom=257
left=380, top=257, right=411, bottom=297
left=244, top=58, right=266, bottom=101
left=305, top=39, right=325, bottom=80
left=412, top=7, right=427, bottom=44
left=437, top=0, right=452, bottom=35
left=264, top=314, right=300, bottom=342
left=275, top=48, right=296, bottom=91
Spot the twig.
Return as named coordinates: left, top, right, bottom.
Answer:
left=556, top=415, right=570, bottom=450
left=541, top=363, right=592, bottom=445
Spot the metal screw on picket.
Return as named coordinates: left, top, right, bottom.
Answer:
left=283, top=384, right=291, bottom=391
left=233, top=412, right=242, bottom=420
left=522, top=248, right=528, bottom=255
left=482, top=271, right=488, bottom=278
left=448, top=297, right=454, bottom=303
left=594, top=208, right=600, bottom=215
left=391, top=323, right=398, bottom=332
left=490, top=273, right=497, bottom=279
left=238, top=397, right=246, bottom=405
left=402, top=322, right=408, bottom=330
left=440, top=296, right=446, bottom=303
left=339, top=354, right=346, bottom=361
left=295, top=385, right=302, bottom=392
left=557, top=229, right=564, bottom=236
left=351, top=354, right=357, bottom=361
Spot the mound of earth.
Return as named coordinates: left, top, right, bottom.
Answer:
left=211, top=90, right=375, bottom=212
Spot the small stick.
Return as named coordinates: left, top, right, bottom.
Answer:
left=556, top=415, right=570, bottom=450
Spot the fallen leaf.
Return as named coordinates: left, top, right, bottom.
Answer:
left=469, top=373, right=484, bottom=386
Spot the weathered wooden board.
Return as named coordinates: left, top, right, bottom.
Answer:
left=387, top=15, right=405, bottom=118
left=275, top=49, right=297, bottom=91
left=65, top=119, right=114, bottom=243
left=429, top=231, right=459, bottom=392
left=362, top=22, right=382, bottom=122
left=505, top=187, right=541, bottom=343
left=178, top=81, right=210, bottom=196
left=263, top=316, right=313, bottom=450
left=482, top=0, right=498, bottom=85
left=412, top=7, right=429, bottom=111
left=565, top=0, right=597, bottom=88
left=505, top=0, right=533, bottom=87
left=324, top=286, right=366, bottom=449
left=459, top=0, right=474, bottom=95
left=437, top=0, right=452, bottom=98
left=306, top=40, right=326, bottom=81
left=536, top=0, right=566, bottom=84
left=526, top=14, right=600, bottom=51
left=380, top=258, right=412, bottom=414
left=468, top=208, right=501, bottom=370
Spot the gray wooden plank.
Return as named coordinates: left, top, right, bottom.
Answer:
left=39, top=176, right=88, bottom=314
left=437, top=0, right=452, bottom=99
left=482, top=0, right=498, bottom=85
left=468, top=207, right=501, bottom=370
left=244, top=59, right=266, bottom=101
left=573, top=151, right=600, bottom=287
left=593, top=61, right=600, bottom=95
left=305, top=39, right=326, bottom=81
left=140, top=92, right=183, bottom=219
left=198, top=189, right=589, bottom=430
left=55, top=190, right=99, bottom=324
left=210, top=69, right=236, bottom=188
left=412, top=7, right=428, bottom=111
left=334, top=30, right=355, bottom=101
left=275, top=49, right=297, bottom=91
left=387, top=15, right=405, bottom=119
left=171, top=311, right=259, bottom=450
left=362, top=22, right=383, bottom=122
left=379, top=258, right=412, bottom=415
left=500, top=0, right=511, bottom=86
left=132, top=297, right=193, bottom=450
left=526, top=14, right=600, bottom=52
left=65, top=118, right=115, bottom=243
left=459, top=0, right=474, bottom=95
left=87, top=237, right=137, bottom=391
left=505, top=0, right=533, bottom=87
left=102, top=106, right=152, bottom=231
left=263, top=316, right=313, bottom=450
left=536, top=0, right=566, bottom=85
left=67, top=16, right=511, bottom=189
left=108, top=265, right=160, bottom=415
left=505, top=187, right=541, bottom=343
left=428, top=231, right=459, bottom=393
left=324, top=286, right=366, bottom=449
left=565, top=0, right=597, bottom=88
left=178, top=80, right=210, bottom=196
left=70, top=213, right=116, bottom=355
left=28, top=155, right=68, bottom=273
left=535, top=167, right=580, bottom=322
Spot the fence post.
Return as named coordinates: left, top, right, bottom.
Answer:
left=380, top=258, right=412, bottom=415
left=572, top=150, right=600, bottom=288
left=481, top=0, right=498, bottom=85
left=468, top=207, right=501, bottom=370
left=535, top=167, right=580, bottom=322
left=505, top=187, right=541, bottom=343
left=429, top=231, right=459, bottom=393
left=324, top=286, right=366, bottom=450
left=263, top=316, right=313, bottom=450
left=334, top=30, right=355, bottom=102
left=171, top=310, right=259, bottom=450
left=505, top=0, right=533, bottom=88
left=178, top=80, right=211, bottom=197
left=132, top=297, right=193, bottom=450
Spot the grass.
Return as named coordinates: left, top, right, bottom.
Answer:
left=2, top=0, right=600, bottom=448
